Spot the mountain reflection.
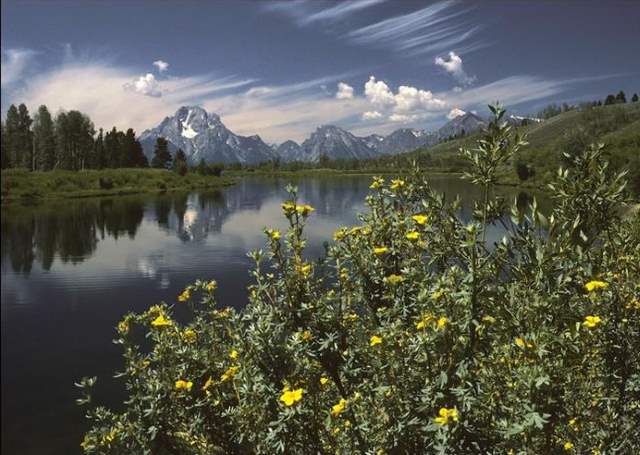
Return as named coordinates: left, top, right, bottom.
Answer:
left=1, top=176, right=546, bottom=275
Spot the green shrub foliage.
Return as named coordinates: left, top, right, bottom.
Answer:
left=78, top=106, right=640, bottom=454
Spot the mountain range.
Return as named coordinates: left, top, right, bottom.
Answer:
left=139, top=106, right=496, bottom=165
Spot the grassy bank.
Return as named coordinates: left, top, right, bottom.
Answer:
left=227, top=167, right=463, bottom=178
left=1, top=168, right=235, bottom=204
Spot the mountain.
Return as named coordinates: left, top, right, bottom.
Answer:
left=375, top=128, right=439, bottom=155
left=295, top=125, right=379, bottom=162
left=436, top=112, right=487, bottom=139
left=139, top=106, right=275, bottom=164
left=139, top=106, right=491, bottom=166
left=275, top=140, right=303, bottom=162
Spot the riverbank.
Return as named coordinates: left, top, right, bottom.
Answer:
left=226, top=167, right=464, bottom=178
left=1, top=168, right=235, bottom=204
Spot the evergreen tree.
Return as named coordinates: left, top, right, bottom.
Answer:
left=151, top=137, right=171, bottom=169
left=0, top=121, right=7, bottom=169
left=172, top=148, right=188, bottom=175
left=604, top=94, right=616, bottom=105
left=196, top=158, right=207, bottom=175
left=4, top=105, right=20, bottom=167
left=94, top=129, right=106, bottom=169
left=17, top=104, right=34, bottom=169
left=615, top=90, right=626, bottom=104
left=632, top=93, right=639, bottom=103
left=32, top=105, right=56, bottom=171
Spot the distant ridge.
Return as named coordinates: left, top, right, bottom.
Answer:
left=139, top=106, right=494, bottom=164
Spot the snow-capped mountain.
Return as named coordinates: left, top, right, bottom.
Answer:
left=436, top=112, right=487, bottom=140
left=139, top=105, right=508, bottom=165
left=296, top=125, right=379, bottom=162
left=373, top=128, right=439, bottom=155
left=139, top=106, right=275, bottom=164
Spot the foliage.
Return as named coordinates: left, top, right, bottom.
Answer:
left=77, top=105, right=640, bottom=454
left=0, top=168, right=234, bottom=203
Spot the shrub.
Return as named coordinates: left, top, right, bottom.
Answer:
left=77, top=106, right=640, bottom=454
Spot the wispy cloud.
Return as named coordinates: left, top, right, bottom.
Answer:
left=345, top=1, right=482, bottom=57
left=1, top=48, right=38, bottom=87
left=265, top=0, right=386, bottom=26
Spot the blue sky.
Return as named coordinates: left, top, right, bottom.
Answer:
left=1, top=0, right=639, bottom=142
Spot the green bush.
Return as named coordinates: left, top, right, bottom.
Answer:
left=77, top=106, right=640, bottom=454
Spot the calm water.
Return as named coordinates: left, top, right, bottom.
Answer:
left=1, top=175, right=541, bottom=454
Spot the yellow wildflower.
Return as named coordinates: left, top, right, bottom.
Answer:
left=280, top=387, right=304, bottom=406
left=202, top=376, right=214, bottom=391
left=117, top=320, right=129, bottom=335
left=320, top=377, right=330, bottom=385
left=229, top=350, right=239, bottom=360
left=370, top=335, right=383, bottom=347
left=151, top=314, right=173, bottom=328
left=482, top=315, right=496, bottom=324
left=385, top=274, right=404, bottom=285
left=390, top=179, right=405, bottom=190
left=220, top=366, right=239, bottom=382
left=267, top=229, right=281, bottom=240
left=431, top=290, right=444, bottom=300
left=301, top=330, right=313, bottom=341
left=333, top=427, right=341, bottom=434
left=334, top=227, right=347, bottom=241
left=178, top=289, right=191, bottom=302
left=584, top=280, right=608, bottom=292
left=175, top=380, right=193, bottom=391
left=373, top=246, right=389, bottom=255
left=583, top=315, right=602, bottom=328
left=436, top=317, right=448, bottom=329
left=206, top=280, right=218, bottom=292
left=515, top=337, right=526, bottom=348
left=281, top=202, right=296, bottom=213
left=416, top=313, right=434, bottom=330
left=411, top=214, right=428, bottom=225
left=296, top=204, right=315, bottom=216
left=344, top=313, right=359, bottom=322
left=369, top=177, right=384, bottom=189
left=331, top=398, right=348, bottom=417
left=434, top=407, right=459, bottom=426
left=298, top=263, right=312, bottom=276
left=183, top=328, right=197, bottom=342
left=406, top=231, right=420, bottom=241
left=563, top=441, right=574, bottom=451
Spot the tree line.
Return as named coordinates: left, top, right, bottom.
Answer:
left=0, top=103, right=223, bottom=176
left=1, top=103, right=149, bottom=171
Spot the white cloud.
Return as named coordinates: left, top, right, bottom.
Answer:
left=153, top=60, right=169, bottom=73
left=346, top=1, right=484, bottom=57
left=447, top=108, right=466, bottom=119
left=266, top=0, right=386, bottom=26
left=364, top=76, right=395, bottom=107
left=123, top=73, right=162, bottom=97
left=336, top=82, right=354, bottom=99
left=363, top=76, right=446, bottom=122
left=1, top=48, right=37, bottom=87
left=362, top=110, right=383, bottom=120
left=435, top=51, right=475, bottom=86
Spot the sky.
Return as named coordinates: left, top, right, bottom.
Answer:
left=1, top=0, right=639, bottom=143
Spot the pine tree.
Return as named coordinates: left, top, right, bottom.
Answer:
left=0, top=121, right=7, bottom=169
left=172, top=148, right=188, bottom=175
left=604, top=94, right=616, bottom=105
left=632, top=93, right=639, bottom=103
left=5, top=105, right=20, bottom=167
left=615, top=90, right=626, bottom=104
left=94, top=129, right=105, bottom=169
left=16, top=104, right=33, bottom=169
left=151, top=137, right=171, bottom=169
left=32, top=105, right=56, bottom=171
